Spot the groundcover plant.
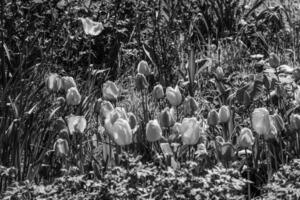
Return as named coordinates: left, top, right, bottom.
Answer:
left=1, top=0, right=300, bottom=199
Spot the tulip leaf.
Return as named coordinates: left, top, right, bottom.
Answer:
left=142, top=44, right=158, bottom=69
left=48, top=106, right=61, bottom=121
left=188, top=48, right=195, bottom=85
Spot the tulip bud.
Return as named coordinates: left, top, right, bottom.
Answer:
left=265, top=119, right=278, bottom=140
left=215, top=66, right=224, bottom=80
left=66, top=87, right=81, bottom=106
left=137, top=60, right=151, bottom=76
left=102, top=80, right=119, bottom=101
left=216, top=136, right=225, bottom=144
left=159, top=107, right=175, bottom=128
left=79, top=17, right=104, bottom=36
left=46, top=73, right=62, bottom=92
left=243, top=91, right=251, bottom=107
left=207, top=109, right=219, bottom=126
left=135, top=73, right=149, bottom=91
left=171, top=122, right=182, bottom=135
left=56, top=97, right=65, bottom=105
left=67, top=115, right=87, bottom=135
left=152, top=84, right=164, bottom=99
left=109, top=118, right=132, bottom=146
left=127, top=112, right=137, bottom=130
left=61, top=76, right=77, bottom=92
left=252, top=107, right=271, bottom=137
left=295, top=88, right=300, bottom=105
left=270, top=114, right=285, bottom=133
left=269, top=52, right=280, bottom=68
left=180, top=117, right=201, bottom=145
left=290, top=114, right=300, bottom=131
left=293, top=67, right=300, bottom=82
left=166, top=85, right=182, bottom=106
left=196, top=143, right=208, bottom=158
left=218, top=105, right=230, bottom=123
left=183, top=96, right=198, bottom=116
left=237, top=128, right=254, bottom=149
left=98, top=100, right=114, bottom=120
left=146, top=119, right=162, bottom=142
left=54, top=138, right=69, bottom=157
left=219, top=142, right=235, bottom=166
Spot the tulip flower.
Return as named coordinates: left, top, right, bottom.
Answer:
left=137, top=60, right=151, bottom=76
left=180, top=117, right=201, bottom=145
left=237, top=128, right=254, bottom=149
left=159, top=107, right=175, bottom=128
left=270, top=114, right=285, bottom=133
left=54, top=138, right=69, bottom=157
left=146, top=119, right=162, bottom=142
left=166, top=85, right=182, bottom=106
left=171, top=122, right=182, bottom=135
left=215, top=66, right=224, bottom=80
left=295, top=88, right=300, bottom=105
left=108, top=118, right=132, bottom=146
left=293, top=67, right=300, bottom=82
left=66, top=87, right=81, bottom=106
left=102, top=80, right=119, bottom=101
left=290, top=114, right=300, bottom=131
left=218, top=105, right=230, bottom=123
left=61, top=76, right=77, bottom=92
left=46, top=73, right=62, bottom=92
left=252, top=107, right=271, bottom=137
left=79, top=17, right=104, bottom=36
left=152, top=84, right=164, bottom=100
left=95, top=100, right=114, bottom=119
left=127, top=112, right=138, bottom=132
left=269, top=52, right=280, bottom=68
left=216, top=136, right=225, bottom=144
left=67, top=115, right=87, bottom=135
left=183, top=96, right=198, bottom=116
left=104, top=107, right=128, bottom=131
left=135, top=73, right=149, bottom=91
left=207, top=109, right=219, bottom=126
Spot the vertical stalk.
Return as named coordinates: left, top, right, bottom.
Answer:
left=245, top=148, right=251, bottom=200
left=1, top=0, right=6, bottom=89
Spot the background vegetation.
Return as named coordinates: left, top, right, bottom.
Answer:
left=1, top=0, right=300, bottom=199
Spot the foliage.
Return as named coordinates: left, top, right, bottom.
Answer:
left=1, top=0, right=300, bottom=199
left=1, top=154, right=248, bottom=200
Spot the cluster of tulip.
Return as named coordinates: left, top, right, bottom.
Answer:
left=45, top=73, right=81, bottom=106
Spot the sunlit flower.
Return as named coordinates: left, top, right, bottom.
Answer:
left=66, top=115, right=87, bottom=135
left=180, top=117, right=201, bottom=145
left=109, top=118, right=132, bottom=146
left=152, top=84, right=164, bottom=100
left=102, top=80, right=119, bottom=101
left=146, top=119, right=162, bottom=142
left=137, top=60, right=151, bottom=76
left=46, top=73, right=62, bottom=92
left=252, top=107, right=271, bottom=137
left=207, top=109, right=219, bottom=126
left=79, top=17, right=104, bottom=36
left=54, top=138, right=69, bottom=157
left=135, top=73, right=149, bottom=91
left=66, top=87, right=81, bottom=105
left=61, top=76, right=77, bottom=92
left=218, top=105, right=230, bottom=123
left=237, top=128, right=254, bottom=149
left=183, top=96, right=198, bottom=116
left=166, top=85, right=182, bottom=106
